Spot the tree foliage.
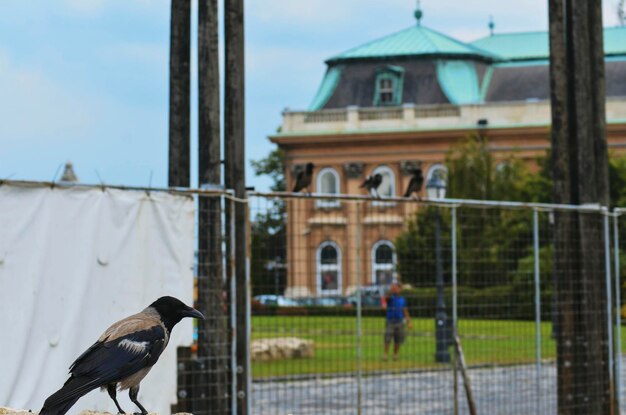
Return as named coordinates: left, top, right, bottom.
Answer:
left=396, top=135, right=551, bottom=288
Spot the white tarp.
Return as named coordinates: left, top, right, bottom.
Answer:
left=0, top=183, right=196, bottom=414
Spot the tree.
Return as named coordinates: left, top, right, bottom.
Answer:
left=396, top=136, right=550, bottom=288
left=250, top=149, right=287, bottom=295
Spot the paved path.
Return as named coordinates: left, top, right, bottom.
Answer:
left=253, top=362, right=557, bottom=415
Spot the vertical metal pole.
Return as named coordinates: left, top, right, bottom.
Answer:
left=434, top=209, right=450, bottom=363
left=355, top=202, right=363, bottom=415
left=533, top=209, right=542, bottom=413
left=229, top=196, right=238, bottom=415
left=614, top=213, right=622, bottom=413
left=245, top=201, right=252, bottom=415
left=451, top=207, right=458, bottom=415
left=604, top=212, right=615, bottom=408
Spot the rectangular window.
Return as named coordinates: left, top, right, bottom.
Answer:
left=379, top=78, right=394, bottom=105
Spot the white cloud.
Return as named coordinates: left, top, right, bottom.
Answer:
left=0, top=49, right=95, bottom=147
left=247, top=0, right=408, bottom=27
left=63, top=0, right=107, bottom=16
left=100, top=42, right=168, bottom=67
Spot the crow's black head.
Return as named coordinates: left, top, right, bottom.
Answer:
left=150, top=296, right=205, bottom=332
left=373, top=174, right=383, bottom=185
left=305, top=162, right=314, bottom=173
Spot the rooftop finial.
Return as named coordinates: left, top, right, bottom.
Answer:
left=414, top=0, right=423, bottom=26
left=489, top=15, right=495, bottom=36
left=619, top=0, right=625, bottom=26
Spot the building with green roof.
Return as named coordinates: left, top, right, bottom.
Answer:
left=269, top=7, right=626, bottom=298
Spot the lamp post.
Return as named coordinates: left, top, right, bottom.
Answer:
left=426, top=174, right=451, bottom=363
left=266, top=257, right=286, bottom=295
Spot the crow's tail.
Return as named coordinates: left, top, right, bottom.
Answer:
left=40, top=376, right=95, bottom=415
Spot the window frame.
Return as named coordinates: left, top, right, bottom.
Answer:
left=315, top=167, right=341, bottom=208
left=371, top=240, right=397, bottom=286
left=373, top=66, right=405, bottom=107
left=316, top=241, right=342, bottom=295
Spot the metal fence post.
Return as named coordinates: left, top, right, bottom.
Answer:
left=245, top=201, right=252, bottom=415
left=229, top=196, right=238, bottom=415
left=604, top=211, right=615, bottom=410
left=613, top=212, right=622, bottom=413
left=355, top=202, right=363, bottom=415
left=533, top=209, right=542, bottom=413
left=451, top=206, right=458, bottom=415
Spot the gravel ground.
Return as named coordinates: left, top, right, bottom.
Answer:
left=252, top=362, right=561, bottom=415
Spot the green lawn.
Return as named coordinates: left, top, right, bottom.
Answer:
left=252, top=316, right=560, bottom=378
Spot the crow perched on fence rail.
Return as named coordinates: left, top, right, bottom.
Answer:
left=40, top=296, right=204, bottom=415
left=360, top=173, right=383, bottom=198
left=403, top=168, right=424, bottom=199
left=292, top=162, right=314, bottom=194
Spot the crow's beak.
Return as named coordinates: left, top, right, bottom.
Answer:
left=183, top=307, right=205, bottom=320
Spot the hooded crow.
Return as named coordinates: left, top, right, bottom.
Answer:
left=292, top=162, right=314, bottom=194
left=40, top=296, right=205, bottom=415
left=360, top=173, right=383, bottom=198
left=404, top=168, right=424, bottom=198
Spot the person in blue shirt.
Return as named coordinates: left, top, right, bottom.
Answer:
left=381, top=283, right=412, bottom=361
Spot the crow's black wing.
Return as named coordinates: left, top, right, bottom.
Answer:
left=293, top=170, right=305, bottom=192
left=44, top=325, right=166, bottom=409
left=404, top=177, right=416, bottom=197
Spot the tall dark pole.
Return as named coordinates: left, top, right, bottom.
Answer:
left=198, top=0, right=228, bottom=414
left=549, top=0, right=612, bottom=413
left=434, top=211, right=450, bottom=363
left=224, top=0, right=248, bottom=414
left=168, top=0, right=190, bottom=187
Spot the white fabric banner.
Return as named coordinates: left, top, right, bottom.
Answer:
left=0, top=183, right=196, bottom=415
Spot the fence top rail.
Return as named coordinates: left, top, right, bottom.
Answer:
left=0, top=179, right=234, bottom=198
left=248, top=190, right=608, bottom=213
left=2, top=180, right=615, bottom=213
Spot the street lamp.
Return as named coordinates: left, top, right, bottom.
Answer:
left=266, top=257, right=286, bottom=295
left=426, top=173, right=451, bottom=363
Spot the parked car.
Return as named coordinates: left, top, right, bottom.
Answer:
left=347, top=286, right=388, bottom=307
left=293, top=295, right=351, bottom=307
left=314, top=296, right=350, bottom=307
left=254, top=294, right=299, bottom=307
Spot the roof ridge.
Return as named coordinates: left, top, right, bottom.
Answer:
left=328, top=24, right=498, bottom=63
left=421, top=25, right=495, bottom=55
left=329, top=25, right=418, bottom=61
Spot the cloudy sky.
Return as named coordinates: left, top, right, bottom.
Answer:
left=0, top=0, right=622, bottom=190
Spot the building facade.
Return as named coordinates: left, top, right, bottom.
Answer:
left=269, top=10, right=626, bottom=297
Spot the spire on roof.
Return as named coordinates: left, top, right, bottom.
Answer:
left=414, top=0, right=423, bottom=26
left=619, top=0, right=625, bottom=26
left=60, top=161, right=79, bottom=182
left=489, top=15, right=495, bottom=36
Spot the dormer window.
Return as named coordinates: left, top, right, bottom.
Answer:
left=379, top=78, right=395, bottom=105
left=374, top=66, right=404, bottom=107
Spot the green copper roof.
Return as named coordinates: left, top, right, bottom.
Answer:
left=327, top=25, right=498, bottom=63
left=472, top=26, right=626, bottom=61
left=309, top=66, right=343, bottom=110
left=436, top=60, right=481, bottom=104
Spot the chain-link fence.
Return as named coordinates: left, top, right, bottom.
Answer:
left=174, top=193, right=235, bottom=415
left=245, top=193, right=623, bottom=415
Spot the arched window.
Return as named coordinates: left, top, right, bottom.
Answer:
left=372, top=165, right=396, bottom=206
left=316, top=167, right=341, bottom=208
left=371, top=240, right=396, bottom=286
left=427, top=164, right=448, bottom=184
left=317, top=241, right=342, bottom=294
